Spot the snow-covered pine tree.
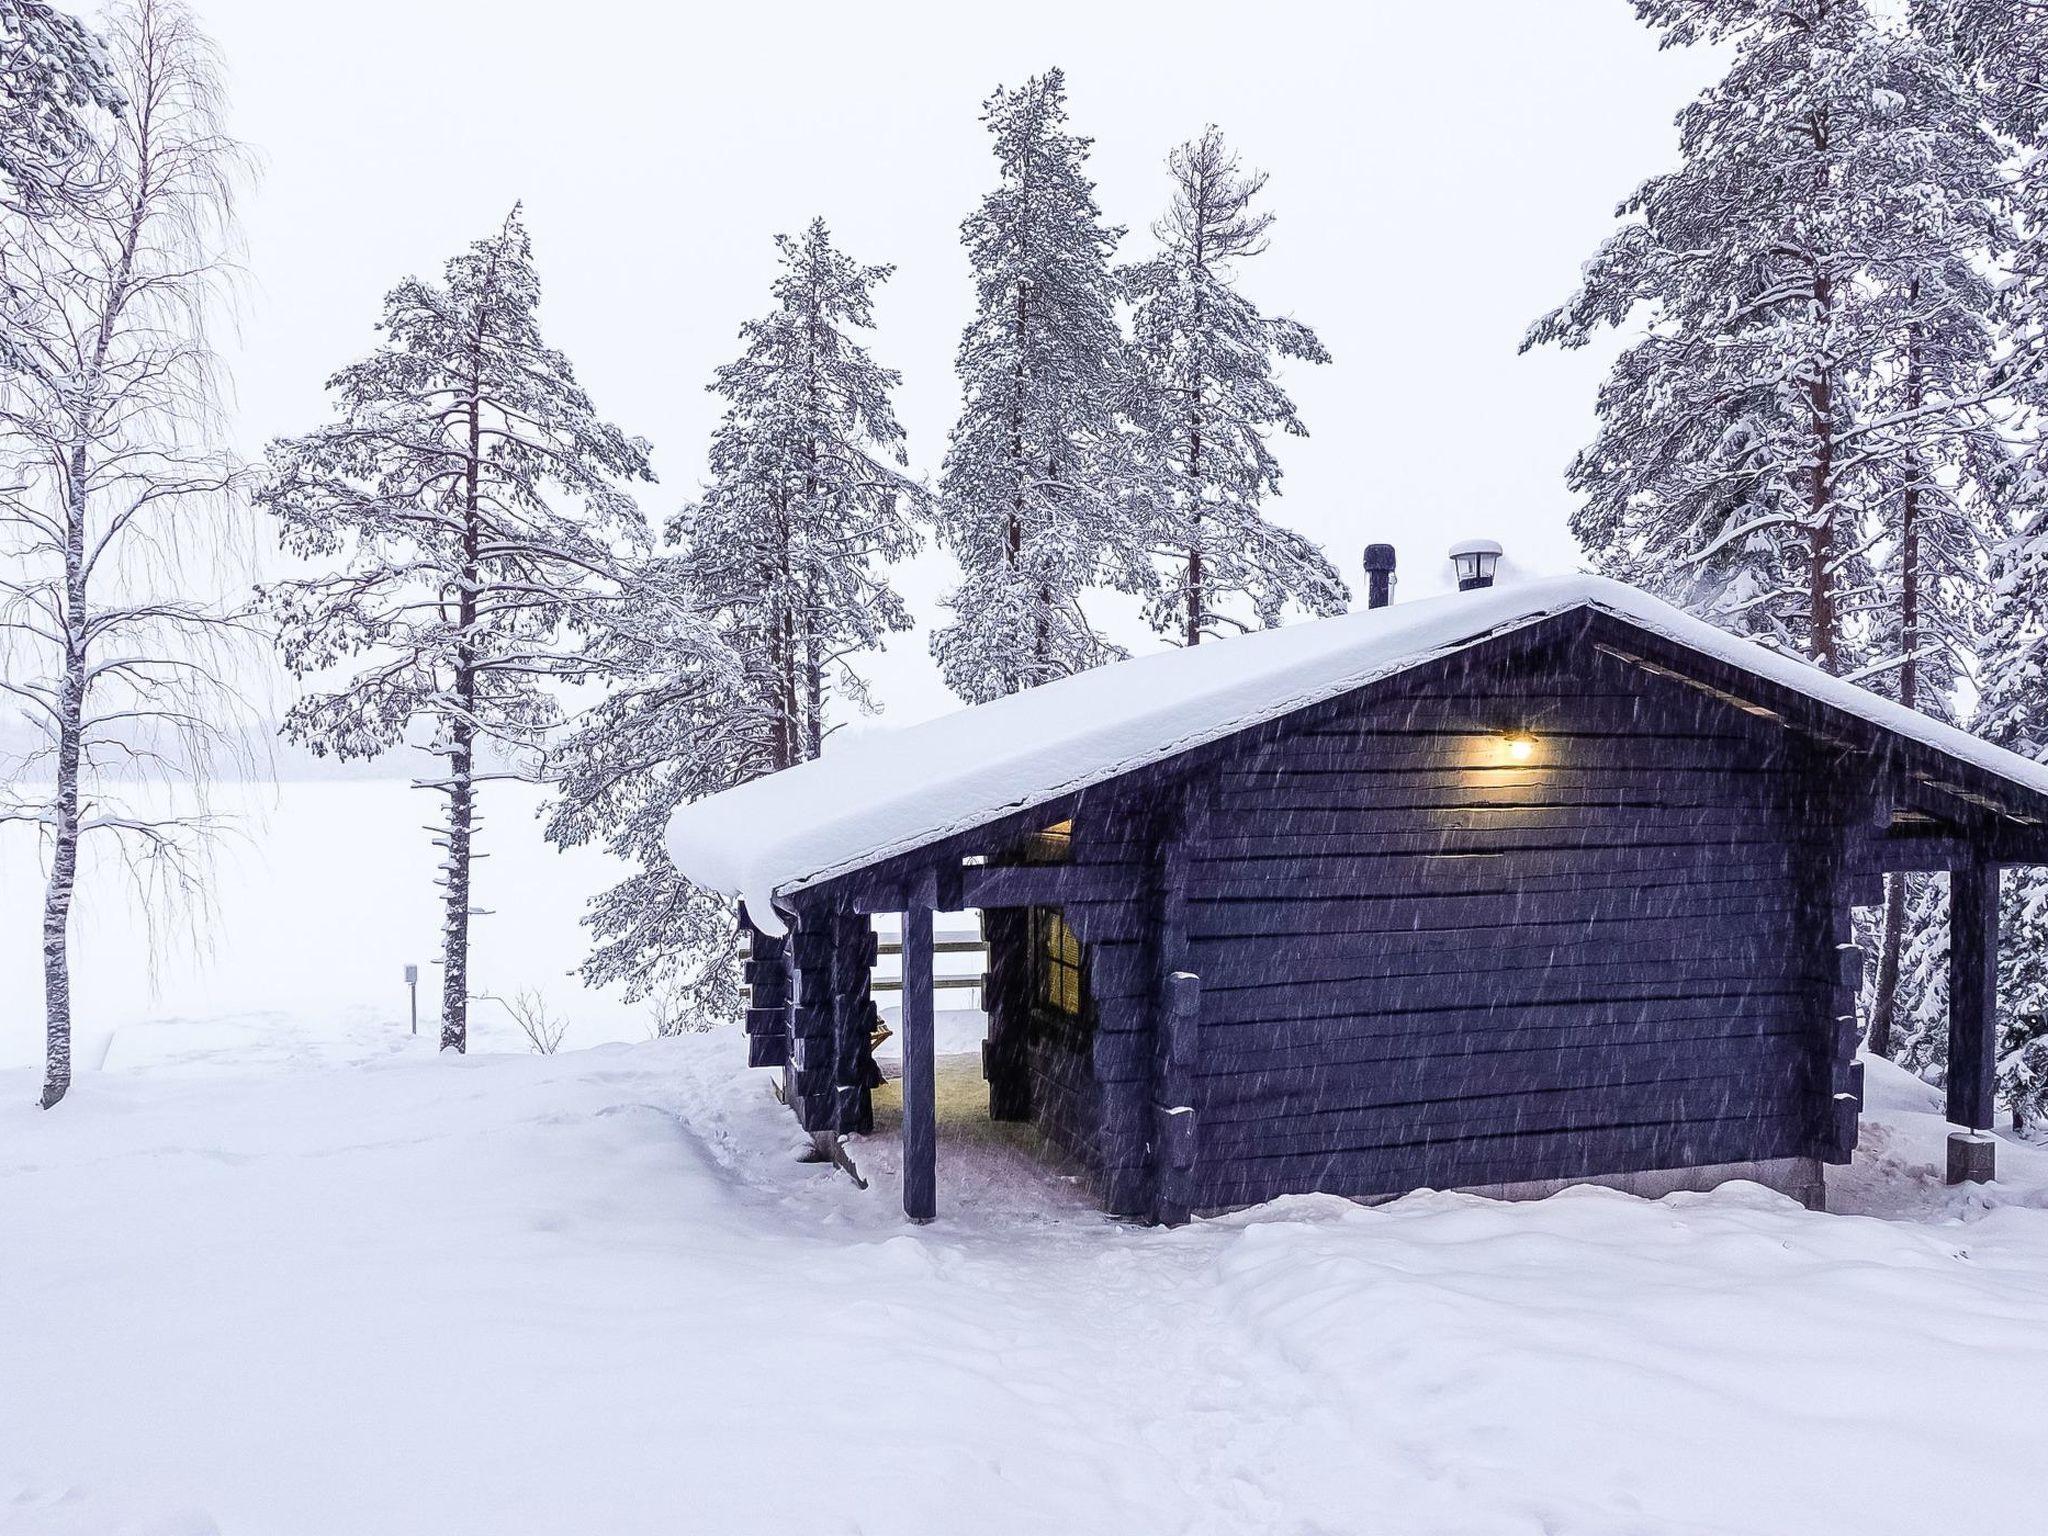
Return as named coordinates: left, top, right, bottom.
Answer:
left=1916, top=0, right=2048, bottom=1118
left=0, top=0, right=253, bottom=1110
left=1973, top=541, right=2048, bottom=1121
left=1123, top=125, right=1344, bottom=645
left=0, top=0, right=120, bottom=215
left=1849, top=22, right=2014, bottom=1061
left=260, top=207, right=653, bottom=1054
left=543, top=554, right=751, bottom=1023
left=1524, top=0, right=1896, bottom=672
left=669, top=217, right=924, bottom=770
left=931, top=69, right=1147, bottom=703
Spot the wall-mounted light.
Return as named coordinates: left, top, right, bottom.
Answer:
left=1450, top=538, right=1504, bottom=591
left=1503, top=732, right=1536, bottom=763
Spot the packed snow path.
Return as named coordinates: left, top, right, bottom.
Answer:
left=3, top=1018, right=2045, bottom=1536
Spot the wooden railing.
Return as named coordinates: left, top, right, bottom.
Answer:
left=872, top=933, right=987, bottom=994
left=742, top=922, right=989, bottom=998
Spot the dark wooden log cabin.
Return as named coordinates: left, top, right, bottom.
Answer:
left=667, top=572, right=2048, bottom=1224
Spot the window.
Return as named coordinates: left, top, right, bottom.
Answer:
left=1021, top=819, right=1074, bottom=865
left=1034, top=907, right=1084, bottom=1019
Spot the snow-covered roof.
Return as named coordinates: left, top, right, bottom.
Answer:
left=667, top=573, right=2048, bottom=930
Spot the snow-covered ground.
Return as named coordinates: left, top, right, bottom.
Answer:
left=4, top=1007, right=2046, bottom=1536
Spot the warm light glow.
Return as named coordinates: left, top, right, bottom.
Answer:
left=1505, top=733, right=1536, bottom=763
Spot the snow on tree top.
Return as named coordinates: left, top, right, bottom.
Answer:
left=667, top=573, right=2048, bottom=932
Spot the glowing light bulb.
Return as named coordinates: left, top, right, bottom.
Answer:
left=1505, top=733, right=1535, bottom=763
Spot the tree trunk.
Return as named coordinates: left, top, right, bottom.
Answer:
left=1869, top=293, right=1926, bottom=1060
left=39, top=449, right=89, bottom=1107
left=1867, top=874, right=1905, bottom=1059
left=441, top=362, right=484, bottom=1054
left=1807, top=267, right=1837, bottom=673
left=439, top=697, right=476, bottom=1055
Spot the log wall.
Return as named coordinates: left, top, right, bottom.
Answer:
left=1170, top=645, right=1848, bottom=1211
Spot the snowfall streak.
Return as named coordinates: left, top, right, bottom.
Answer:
left=706, top=599, right=2048, bottom=1225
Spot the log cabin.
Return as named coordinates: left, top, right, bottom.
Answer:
left=666, top=550, right=2048, bottom=1224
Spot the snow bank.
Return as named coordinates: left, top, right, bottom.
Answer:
left=5, top=1028, right=2048, bottom=1535
left=669, top=573, right=2048, bottom=930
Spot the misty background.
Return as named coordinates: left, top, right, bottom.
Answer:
left=0, top=0, right=1720, bottom=1050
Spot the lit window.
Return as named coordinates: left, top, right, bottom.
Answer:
left=1022, top=819, right=1074, bottom=865
left=1035, top=908, right=1084, bottom=1018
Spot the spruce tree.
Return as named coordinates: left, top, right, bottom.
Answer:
left=669, top=218, right=923, bottom=770
left=1916, top=0, right=2048, bottom=1117
left=1525, top=0, right=1895, bottom=672
left=1124, top=126, right=1343, bottom=645
left=543, top=554, right=751, bottom=1021
left=259, top=208, right=653, bottom=1054
left=1851, top=22, right=2013, bottom=1060
left=931, top=69, right=1146, bottom=703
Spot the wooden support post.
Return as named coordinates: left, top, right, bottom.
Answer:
left=1152, top=970, right=1201, bottom=1227
left=1147, top=784, right=1205, bottom=1227
left=901, top=871, right=938, bottom=1222
left=981, top=907, right=1032, bottom=1122
left=1947, top=857, right=1999, bottom=1178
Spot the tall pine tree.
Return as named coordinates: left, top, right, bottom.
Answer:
left=544, top=553, right=750, bottom=1023
left=1525, top=0, right=1896, bottom=673
left=260, top=208, right=653, bottom=1054
left=1926, top=0, right=2048, bottom=1122
left=670, top=217, right=923, bottom=770
left=1850, top=21, right=2014, bottom=1061
left=1124, top=126, right=1344, bottom=646
left=931, top=69, right=1146, bottom=703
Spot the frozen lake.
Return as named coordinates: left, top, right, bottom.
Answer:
left=0, top=777, right=659, bottom=1069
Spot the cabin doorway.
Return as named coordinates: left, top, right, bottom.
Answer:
left=864, top=904, right=1096, bottom=1207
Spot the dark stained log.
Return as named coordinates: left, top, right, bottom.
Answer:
left=1196, top=1032, right=1809, bottom=1115
left=1850, top=827, right=2048, bottom=876
left=902, top=870, right=938, bottom=1221
left=739, top=903, right=792, bottom=1071
left=1148, top=784, right=1203, bottom=1227
left=1186, top=888, right=1806, bottom=942
left=1196, top=1080, right=1810, bottom=1161
left=955, top=861, right=1139, bottom=910
left=1192, top=1117, right=1814, bottom=1210
left=1947, top=856, right=1999, bottom=1133
left=980, top=907, right=1032, bottom=1121
left=781, top=904, right=843, bottom=1133
left=830, top=913, right=878, bottom=1135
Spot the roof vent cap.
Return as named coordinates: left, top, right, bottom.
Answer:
left=1449, top=539, right=1504, bottom=591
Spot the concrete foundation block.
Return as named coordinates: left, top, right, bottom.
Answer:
left=1946, top=1131, right=1996, bottom=1186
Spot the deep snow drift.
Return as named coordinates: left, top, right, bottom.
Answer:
left=3, top=1014, right=2045, bottom=1536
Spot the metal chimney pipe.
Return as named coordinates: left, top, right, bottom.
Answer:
left=1364, top=544, right=1397, bottom=609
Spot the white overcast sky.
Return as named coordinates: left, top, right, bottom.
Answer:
left=196, top=0, right=1720, bottom=729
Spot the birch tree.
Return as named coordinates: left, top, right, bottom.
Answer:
left=260, top=208, right=652, bottom=1054
left=0, top=0, right=253, bottom=1109
left=1124, top=126, right=1342, bottom=645
left=931, top=69, right=1147, bottom=703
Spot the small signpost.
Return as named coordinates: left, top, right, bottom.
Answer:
left=404, top=964, right=419, bottom=1035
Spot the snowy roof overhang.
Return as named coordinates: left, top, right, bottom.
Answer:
left=665, top=573, right=2048, bottom=932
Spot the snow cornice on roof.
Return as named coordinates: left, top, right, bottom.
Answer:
left=666, top=574, right=2048, bottom=933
